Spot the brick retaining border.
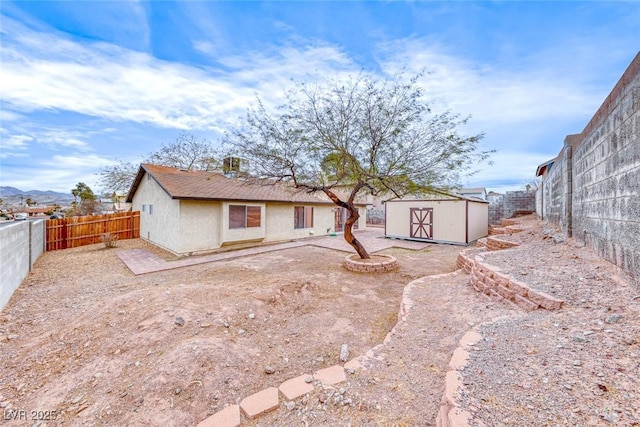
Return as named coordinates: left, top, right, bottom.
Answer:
left=457, top=248, right=564, bottom=311
left=343, top=254, right=398, bottom=273
left=436, top=330, right=484, bottom=427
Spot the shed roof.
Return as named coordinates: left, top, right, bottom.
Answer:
left=126, top=164, right=349, bottom=205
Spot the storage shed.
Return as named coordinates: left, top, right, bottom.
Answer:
left=384, top=195, right=489, bottom=245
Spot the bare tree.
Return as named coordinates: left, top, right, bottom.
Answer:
left=98, top=132, right=219, bottom=194
left=147, top=132, right=218, bottom=170
left=226, top=73, right=491, bottom=259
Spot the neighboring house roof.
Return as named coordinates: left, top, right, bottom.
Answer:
left=126, top=163, right=356, bottom=205
left=487, top=191, right=502, bottom=196
left=535, top=158, right=556, bottom=177
left=457, top=187, right=487, bottom=195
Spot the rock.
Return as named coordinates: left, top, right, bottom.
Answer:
left=238, top=329, right=245, bottom=335
left=134, top=361, right=140, bottom=367
left=248, top=313, right=255, bottom=319
left=174, top=317, right=185, bottom=327
left=605, top=314, right=623, bottom=324
left=7, top=334, right=19, bottom=341
left=285, top=401, right=296, bottom=410
left=264, top=366, right=275, bottom=374
left=339, top=344, right=349, bottom=363
left=305, top=375, right=313, bottom=383
left=222, top=320, right=230, bottom=328
left=553, top=234, right=566, bottom=244
left=175, top=388, right=182, bottom=395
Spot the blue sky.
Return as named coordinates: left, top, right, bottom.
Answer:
left=1, top=1, right=638, bottom=195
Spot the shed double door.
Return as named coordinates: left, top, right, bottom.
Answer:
left=409, top=208, right=433, bottom=240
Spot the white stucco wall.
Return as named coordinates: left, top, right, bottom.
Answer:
left=132, top=174, right=181, bottom=253
left=177, top=200, right=222, bottom=254
left=265, top=203, right=335, bottom=241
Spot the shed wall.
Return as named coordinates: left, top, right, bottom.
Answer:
left=467, top=201, right=489, bottom=242
left=385, top=200, right=468, bottom=244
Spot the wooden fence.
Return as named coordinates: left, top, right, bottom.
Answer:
left=46, top=211, right=140, bottom=251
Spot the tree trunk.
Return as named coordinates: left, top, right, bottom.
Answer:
left=320, top=186, right=370, bottom=259
left=343, top=204, right=370, bottom=259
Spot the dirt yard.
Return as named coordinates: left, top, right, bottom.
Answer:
left=0, top=237, right=462, bottom=426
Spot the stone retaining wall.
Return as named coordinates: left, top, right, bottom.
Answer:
left=343, top=254, right=398, bottom=273
left=485, top=236, right=520, bottom=251
left=457, top=246, right=564, bottom=311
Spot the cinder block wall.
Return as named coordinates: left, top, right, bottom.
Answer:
left=30, top=220, right=45, bottom=269
left=541, top=144, right=572, bottom=230
left=0, top=220, right=46, bottom=311
left=571, top=56, right=640, bottom=282
left=540, top=52, right=640, bottom=283
left=488, top=191, right=535, bottom=225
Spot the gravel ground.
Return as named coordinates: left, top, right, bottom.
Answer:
left=1, top=215, right=637, bottom=426
left=459, top=217, right=640, bottom=426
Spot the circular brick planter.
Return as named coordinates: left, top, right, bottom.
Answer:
left=344, top=254, right=398, bottom=273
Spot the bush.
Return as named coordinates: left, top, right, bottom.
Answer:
left=101, top=233, right=118, bottom=248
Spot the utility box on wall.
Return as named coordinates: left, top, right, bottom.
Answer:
left=385, top=196, right=489, bottom=245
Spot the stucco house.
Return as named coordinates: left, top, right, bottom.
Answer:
left=455, top=187, right=488, bottom=201
left=125, top=164, right=367, bottom=255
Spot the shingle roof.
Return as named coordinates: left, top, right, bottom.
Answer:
left=126, top=163, right=341, bottom=205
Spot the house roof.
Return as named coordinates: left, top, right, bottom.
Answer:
left=457, top=187, right=487, bottom=194
left=535, top=158, right=556, bottom=177
left=126, top=163, right=354, bottom=205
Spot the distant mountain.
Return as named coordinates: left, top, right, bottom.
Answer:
left=0, top=186, right=74, bottom=207
left=0, top=186, right=73, bottom=198
left=0, top=186, right=23, bottom=197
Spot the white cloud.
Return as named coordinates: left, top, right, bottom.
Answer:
left=0, top=18, right=255, bottom=131
left=2, top=154, right=116, bottom=193
left=374, top=38, right=603, bottom=126
left=0, top=17, right=363, bottom=132
left=0, top=133, right=32, bottom=151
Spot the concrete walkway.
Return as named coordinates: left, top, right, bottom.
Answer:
left=116, top=229, right=433, bottom=275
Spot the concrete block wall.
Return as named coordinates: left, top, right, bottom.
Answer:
left=488, top=191, right=536, bottom=225
left=541, top=146, right=573, bottom=231
left=0, top=220, right=46, bottom=311
left=571, top=57, right=640, bottom=283
left=539, top=52, right=640, bottom=284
